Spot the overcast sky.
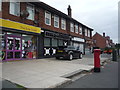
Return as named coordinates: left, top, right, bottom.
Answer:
left=40, top=0, right=119, bottom=43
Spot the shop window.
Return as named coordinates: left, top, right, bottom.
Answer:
left=75, top=24, right=78, bottom=34
left=54, top=15, right=59, bottom=28
left=0, top=31, right=6, bottom=60
left=7, top=32, right=21, bottom=36
left=70, top=22, right=74, bottom=32
left=10, top=2, right=20, bottom=16
left=22, top=34, right=37, bottom=59
left=61, top=18, right=66, bottom=30
left=7, top=52, right=13, bottom=59
left=27, top=4, right=35, bottom=20
left=15, top=52, right=21, bottom=58
left=59, top=40, right=63, bottom=46
left=44, top=38, right=50, bottom=47
left=45, top=11, right=51, bottom=25
left=52, top=38, right=57, bottom=47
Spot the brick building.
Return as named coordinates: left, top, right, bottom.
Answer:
left=0, top=1, right=93, bottom=61
left=92, top=32, right=114, bottom=49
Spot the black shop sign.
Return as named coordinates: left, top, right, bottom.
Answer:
left=45, top=31, right=70, bottom=40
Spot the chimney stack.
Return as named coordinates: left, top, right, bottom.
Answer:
left=103, top=32, right=105, bottom=37
left=67, top=5, right=72, bottom=17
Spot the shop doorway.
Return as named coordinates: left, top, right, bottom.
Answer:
left=6, top=35, right=22, bottom=60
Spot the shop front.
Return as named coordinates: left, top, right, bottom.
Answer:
left=71, top=37, right=85, bottom=54
left=0, top=19, right=41, bottom=61
left=43, top=30, right=70, bottom=57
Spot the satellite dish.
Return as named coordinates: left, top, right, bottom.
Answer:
left=20, top=10, right=29, bottom=19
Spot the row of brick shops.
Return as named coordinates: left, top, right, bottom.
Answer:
left=1, top=18, right=87, bottom=61
left=0, top=1, right=93, bottom=61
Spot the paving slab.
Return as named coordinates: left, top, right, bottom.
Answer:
left=1, top=54, right=110, bottom=88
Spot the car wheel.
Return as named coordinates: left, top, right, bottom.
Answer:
left=56, top=57, right=60, bottom=59
left=79, top=53, right=82, bottom=59
left=69, top=54, right=73, bottom=60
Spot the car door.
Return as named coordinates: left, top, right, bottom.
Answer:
left=73, top=46, right=79, bottom=58
left=76, top=46, right=81, bottom=58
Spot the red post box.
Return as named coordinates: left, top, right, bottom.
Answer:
left=94, top=49, right=101, bottom=72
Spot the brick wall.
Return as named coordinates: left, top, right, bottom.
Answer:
left=1, top=2, right=92, bottom=39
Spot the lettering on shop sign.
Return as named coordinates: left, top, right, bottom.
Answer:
left=45, top=31, right=70, bottom=40
left=20, top=26, right=37, bottom=32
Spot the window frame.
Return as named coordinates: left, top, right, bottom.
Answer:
left=88, top=30, right=90, bottom=37
left=26, top=3, right=35, bottom=20
left=9, top=2, right=20, bottom=16
left=61, top=18, right=66, bottom=30
left=45, top=11, right=51, bottom=25
left=85, top=28, right=88, bottom=36
left=54, top=15, right=59, bottom=28
left=0, top=0, right=2, bottom=11
left=70, top=22, right=74, bottom=32
left=44, top=37, right=51, bottom=47
left=52, top=38, right=58, bottom=47
left=79, top=26, right=82, bottom=35
left=75, top=24, right=78, bottom=34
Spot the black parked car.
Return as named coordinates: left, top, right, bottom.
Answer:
left=55, top=46, right=82, bottom=60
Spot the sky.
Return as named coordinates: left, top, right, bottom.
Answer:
left=40, top=0, right=119, bottom=43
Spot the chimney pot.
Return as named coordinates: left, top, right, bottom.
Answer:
left=103, top=32, right=105, bottom=37
left=67, top=5, right=72, bottom=17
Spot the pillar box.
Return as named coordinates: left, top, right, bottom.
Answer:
left=94, top=49, right=101, bottom=72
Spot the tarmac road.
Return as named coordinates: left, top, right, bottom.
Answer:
left=62, top=61, right=118, bottom=88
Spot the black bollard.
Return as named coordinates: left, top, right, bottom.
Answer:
left=112, top=49, right=117, bottom=61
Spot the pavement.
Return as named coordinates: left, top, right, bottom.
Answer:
left=1, top=54, right=112, bottom=89
left=63, top=61, right=118, bottom=88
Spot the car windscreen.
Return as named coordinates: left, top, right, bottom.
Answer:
left=67, top=46, right=75, bottom=50
left=58, top=46, right=67, bottom=49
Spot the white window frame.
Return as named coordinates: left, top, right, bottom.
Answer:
left=9, top=2, right=20, bottom=16
left=79, top=26, right=82, bottom=35
left=85, top=28, right=88, bottom=36
left=88, top=30, right=90, bottom=37
left=75, top=24, right=78, bottom=34
left=27, top=4, right=35, bottom=20
left=45, top=11, right=51, bottom=25
left=61, top=18, right=66, bottom=30
left=70, top=22, right=74, bottom=32
left=0, top=0, right=2, bottom=11
left=54, top=15, right=59, bottom=28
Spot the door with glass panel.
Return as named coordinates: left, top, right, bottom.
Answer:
left=6, top=35, right=22, bottom=60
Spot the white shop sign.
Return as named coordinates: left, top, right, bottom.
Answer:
left=72, top=37, right=84, bottom=42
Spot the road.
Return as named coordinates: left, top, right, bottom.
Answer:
left=61, top=61, right=118, bottom=88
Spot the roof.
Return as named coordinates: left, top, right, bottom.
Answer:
left=31, top=1, right=93, bottom=31
left=93, top=32, right=106, bottom=39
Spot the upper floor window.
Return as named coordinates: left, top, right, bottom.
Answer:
left=75, top=24, right=78, bottom=34
left=45, top=11, right=51, bottom=25
left=70, top=22, right=74, bottom=32
left=10, top=2, right=20, bottom=16
left=27, top=4, right=34, bottom=20
left=79, top=26, right=82, bottom=35
left=61, top=18, right=66, bottom=30
left=54, top=15, right=59, bottom=28
left=85, top=28, right=88, bottom=36
left=88, top=30, right=90, bottom=37
left=0, top=0, right=2, bottom=11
